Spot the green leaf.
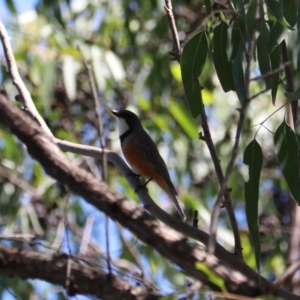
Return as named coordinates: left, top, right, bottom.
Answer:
left=282, top=0, right=297, bottom=27
left=246, top=0, right=255, bottom=40
left=270, top=21, right=286, bottom=52
left=196, top=262, right=227, bottom=292
left=230, top=17, right=245, bottom=61
left=42, top=61, right=56, bottom=116
left=267, top=0, right=292, bottom=28
left=181, top=31, right=208, bottom=118
left=231, top=0, right=244, bottom=12
left=284, top=87, right=300, bottom=99
left=257, top=19, right=272, bottom=89
left=274, top=121, right=300, bottom=205
left=270, top=44, right=281, bottom=104
left=4, top=0, right=17, bottom=14
left=244, top=139, right=263, bottom=273
left=63, top=55, right=78, bottom=101
left=212, top=21, right=235, bottom=92
left=295, top=104, right=300, bottom=149
left=203, top=0, right=212, bottom=17
left=53, top=5, right=66, bottom=29
left=168, top=102, right=198, bottom=139
left=232, top=45, right=245, bottom=104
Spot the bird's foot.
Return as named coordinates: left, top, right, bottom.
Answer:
left=134, top=177, right=153, bottom=193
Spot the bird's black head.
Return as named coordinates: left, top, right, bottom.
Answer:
left=112, top=110, right=142, bottom=128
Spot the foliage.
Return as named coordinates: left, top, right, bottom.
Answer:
left=1, top=0, right=300, bottom=299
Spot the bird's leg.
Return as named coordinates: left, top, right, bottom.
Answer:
left=125, top=170, right=153, bottom=193
left=125, top=170, right=140, bottom=180
left=134, top=177, right=153, bottom=193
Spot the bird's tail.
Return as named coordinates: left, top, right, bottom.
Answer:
left=169, top=193, right=186, bottom=222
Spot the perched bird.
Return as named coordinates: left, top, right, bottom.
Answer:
left=112, top=109, right=186, bottom=221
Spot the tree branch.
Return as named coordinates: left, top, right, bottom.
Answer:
left=0, top=243, right=160, bottom=300
left=164, top=0, right=181, bottom=62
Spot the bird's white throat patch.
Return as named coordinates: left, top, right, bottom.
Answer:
left=117, top=117, right=130, bottom=136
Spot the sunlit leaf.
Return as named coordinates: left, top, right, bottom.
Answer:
left=212, top=21, right=235, bottom=92
left=42, top=61, right=56, bottom=116
left=202, top=88, right=214, bottom=105
left=181, top=30, right=208, bottom=118
left=168, top=102, right=198, bottom=139
left=63, top=55, right=78, bottom=101
left=244, top=139, right=263, bottom=273
left=282, top=0, right=297, bottom=27
left=274, top=121, right=300, bottom=205
left=240, top=234, right=256, bottom=270
left=170, top=63, right=182, bottom=82
left=270, top=21, right=286, bottom=52
left=104, top=50, right=126, bottom=81
left=196, top=262, right=227, bottom=292
left=267, top=0, right=293, bottom=28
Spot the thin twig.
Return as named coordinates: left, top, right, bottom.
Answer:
left=250, top=61, right=290, bottom=82
left=79, top=215, right=94, bottom=256
left=0, top=165, right=42, bottom=200
left=201, top=109, right=242, bottom=256
left=117, top=224, right=144, bottom=278
left=0, top=22, right=53, bottom=137
left=77, top=45, right=111, bottom=274
left=164, top=0, right=181, bottom=62
left=274, top=259, right=300, bottom=287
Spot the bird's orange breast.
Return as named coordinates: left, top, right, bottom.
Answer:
left=122, top=136, right=156, bottom=179
left=121, top=132, right=173, bottom=196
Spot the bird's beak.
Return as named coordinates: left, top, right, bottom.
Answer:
left=112, top=110, right=119, bottom=117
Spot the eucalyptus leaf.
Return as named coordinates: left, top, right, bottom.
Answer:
left=232, top=45, right=245, bottom=104
left=284, top=87, right=300, bottom=100
left=270, top=44, right=281, bottom=104
left=274, top=121, right=300, bottom=205
left=181, top=31, right=208, bottom=118
left=244, top=139, right=263, bottom=273
left=295, top=104, right=300, bottom=149
left=212, top=21, right=235, bottom=92
left=267, top=0, right=292, bottom=28
left=282, top=0, right=297, bottom=27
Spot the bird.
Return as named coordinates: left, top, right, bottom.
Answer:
left=112, top=109, right=186, bottom=221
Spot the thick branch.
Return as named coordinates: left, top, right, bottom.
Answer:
left=0, top=244, right=160, bottom=300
